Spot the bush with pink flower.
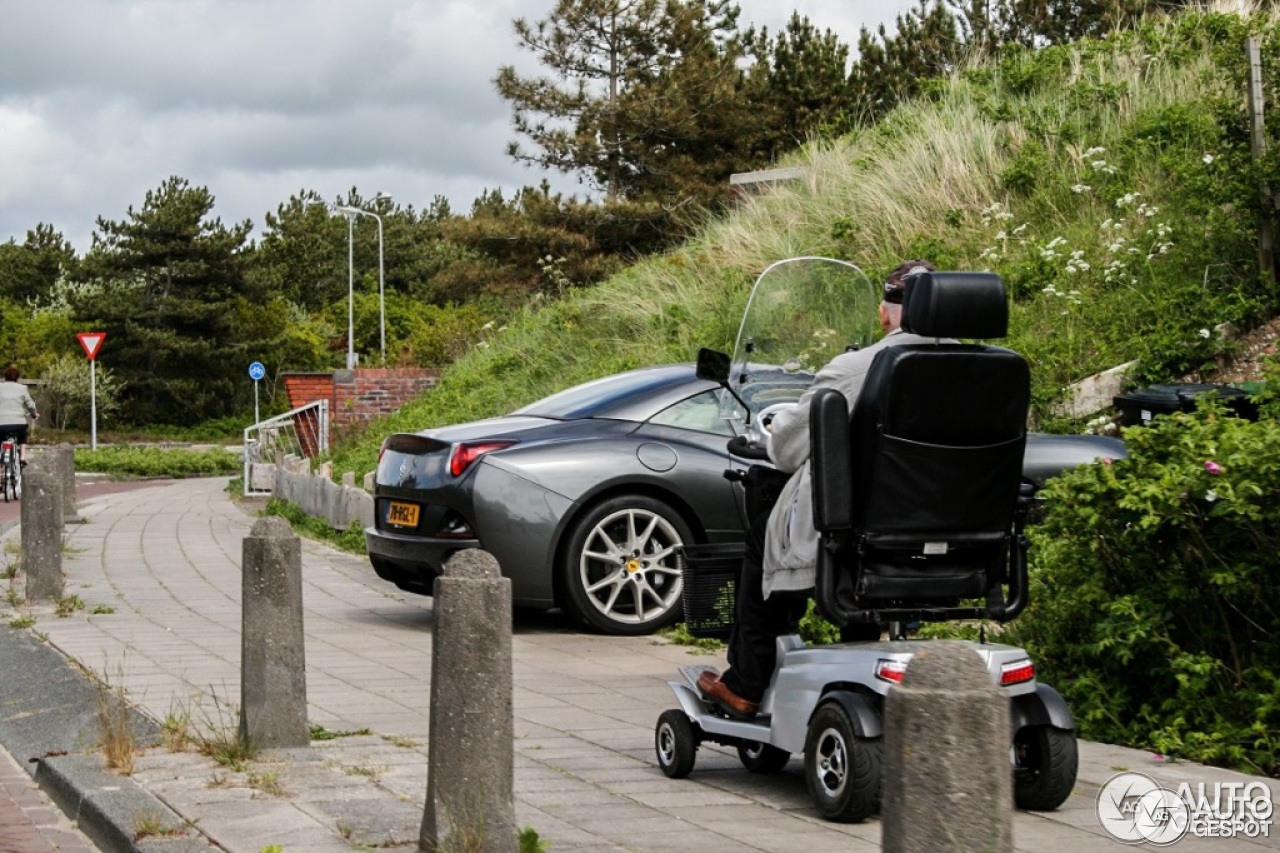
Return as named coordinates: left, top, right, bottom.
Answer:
left=1008, top=371, right=1280, bottom=776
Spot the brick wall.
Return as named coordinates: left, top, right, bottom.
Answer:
left=281, top=369, right=442, bottom=451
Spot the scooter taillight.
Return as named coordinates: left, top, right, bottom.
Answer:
left=875, top=659, right=907, bottom=684
left=1000, top=659, right=1035, bottom=686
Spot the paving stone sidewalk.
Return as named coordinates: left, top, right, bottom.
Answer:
left=1, top=477, right=1276, bottom=852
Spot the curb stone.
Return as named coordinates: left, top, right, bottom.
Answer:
left=0, top=625, right=217, bottom=852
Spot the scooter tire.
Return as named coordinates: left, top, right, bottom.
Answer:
left=1013, top=724, right=1078, bottom=811
left=804, top=702, right=880, bottom=823
left=738, top=741, right=790, bottom=774
left=655, top=709, right=699, bottom=779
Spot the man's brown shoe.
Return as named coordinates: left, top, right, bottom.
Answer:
left=696, top=671, right=758, bottom=718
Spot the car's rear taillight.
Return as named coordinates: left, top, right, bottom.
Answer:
left=875, top=659, right=907, bottom=684
left=448, top=441, right=516, bottom=478
left=1000, top=659, right=1035, bottom=686
left=378, top=438, right=389, bottom=463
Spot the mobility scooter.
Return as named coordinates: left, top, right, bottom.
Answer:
left=653, top=261, right=1079, bottom=822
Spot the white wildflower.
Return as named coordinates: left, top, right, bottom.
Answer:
left=1072, top=184, right=1092, bottom=194
left=1198, top=328, right=1211, bottom=339
left=1203, top=154, right=1215, bottom=164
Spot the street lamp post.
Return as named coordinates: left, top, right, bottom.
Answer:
left=333, top=199, right=388, bottom=365
left=342, top=210, right=356, bottom=369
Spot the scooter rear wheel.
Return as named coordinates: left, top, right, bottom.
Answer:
left=655, top=709, right=698, bottom=779
left=737, top=741, right=790, bottom=774
left=804, top=702, right=881, bottom=822
left=1013, top=724, right=1078, bottom=811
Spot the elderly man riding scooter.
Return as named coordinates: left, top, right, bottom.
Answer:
left=698, top=259, right=940, bottom=718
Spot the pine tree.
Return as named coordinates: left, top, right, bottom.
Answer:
left=74, top=176, right=256, bottom=425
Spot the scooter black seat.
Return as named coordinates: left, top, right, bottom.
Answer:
left=811, top=272, right=1032, bottom=628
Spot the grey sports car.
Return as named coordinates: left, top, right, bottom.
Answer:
left=365, top=364, right=1125, bottom=636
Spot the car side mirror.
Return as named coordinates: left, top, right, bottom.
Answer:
left=696, top=348, right=730, bottom=384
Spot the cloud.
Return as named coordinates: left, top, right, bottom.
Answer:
left=0, top=0, right=916, bottom=254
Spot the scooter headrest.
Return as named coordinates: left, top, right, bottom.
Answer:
left=901, top=271, right=1009, bottom=339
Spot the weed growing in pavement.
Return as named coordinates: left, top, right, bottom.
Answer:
left=658, top=623, right=723, bottom=653
left=90, top=604, right=115, bottom=615
left=246, top=770, right=286, bottom=797
left=5, top=582, right=24, bottom=609
left=309, top=723, right=372, bottom=740
left=161, top=700, right=195, bottom=752
left=132, top=811, right=183, bottom=840
left=194, top=700, right=257, bottom=772
left=381, top=734, right=422, bottom=748
left=519, top=827, right=549, bottom=853
left=96, top=662, right=140, bottom=775
left=55, top=594, right=85, bottom=617
left=165, top=688, right=258, bottom=771
left=8, top=615, right=34, bottom=629
left=257, top=846, right=284, bottom=853
left=1, top=562, right=14, bottom=581
left=344, top=765, right=383, bottom=779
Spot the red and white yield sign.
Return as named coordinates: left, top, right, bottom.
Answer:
left=77, top=331, right=106, bottom=361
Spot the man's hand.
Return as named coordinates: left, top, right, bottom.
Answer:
left=728, top=434, right=770, bottom=460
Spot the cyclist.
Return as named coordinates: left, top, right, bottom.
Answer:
left=0, top=364, right=39, bottom=463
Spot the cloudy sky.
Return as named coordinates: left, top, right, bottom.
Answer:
left=0, top=0, right=917, bottom=254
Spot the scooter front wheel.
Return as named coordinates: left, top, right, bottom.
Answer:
left=738, top=741, right=790, bottom=774
left=655, top=709, right=699, bottom=779
left=804, top=702, right=881, bottom=822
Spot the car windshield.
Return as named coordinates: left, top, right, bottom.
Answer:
left=513, top=369, right=691, bottom=420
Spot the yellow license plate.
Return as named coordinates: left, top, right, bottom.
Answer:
left=386, top=501, right=420, bottom=528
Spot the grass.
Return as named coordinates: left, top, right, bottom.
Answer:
left=54, top=594, right=85, bottom=617
left=309, top=723, right=373, bottom=740
left=161, top=691, right=258, bottom=771
left=96, top=664, right=139, bottom=775
left=132, top=812, right=183, bottom=840
left=264, top=499, right=367, bottom=553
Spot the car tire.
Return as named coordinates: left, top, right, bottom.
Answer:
left=560, top=494, right=693, bottom=636
left=804, top=702, right=881, bottom=823
left=1013, top=725, right=1078, bottom=811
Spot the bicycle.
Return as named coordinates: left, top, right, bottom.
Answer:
left=0, top=434, right=21, bottom=503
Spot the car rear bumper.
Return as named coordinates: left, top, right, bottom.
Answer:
left=364, top=526, right=476, bottom=595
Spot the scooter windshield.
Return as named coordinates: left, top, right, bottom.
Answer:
left=722, top=257, right=878, bottom=428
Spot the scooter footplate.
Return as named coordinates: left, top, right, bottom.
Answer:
left=679, top=664, right=718, bottom=690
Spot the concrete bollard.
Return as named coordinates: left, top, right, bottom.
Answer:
left=55, top=443, right=82, bottom=523
left=21, top=454, right=64, bottom=602
left=882, top=642, right=1013, bottom=852
left=420, top=549, right=516, bottom=853
left=239, top=516, right=309, bottom=749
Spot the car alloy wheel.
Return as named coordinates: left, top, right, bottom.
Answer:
left=561, top=495, right=692, bottom=635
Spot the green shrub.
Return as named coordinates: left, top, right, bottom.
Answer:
left=1008, top=393, right=1280, bottom=775
left=74, top=447, right=241, bottom=477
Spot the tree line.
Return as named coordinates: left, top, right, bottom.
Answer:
left=0, top=0, right=1187, bottom=429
